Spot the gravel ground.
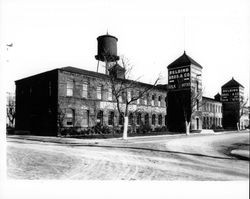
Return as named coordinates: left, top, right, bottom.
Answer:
left=7, top=131, right=249, bottom=180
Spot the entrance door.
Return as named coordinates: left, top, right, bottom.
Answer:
left=196, top=118, right=199, bottom=130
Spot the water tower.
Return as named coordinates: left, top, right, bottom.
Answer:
left=95, top=33, right=119, bottom=74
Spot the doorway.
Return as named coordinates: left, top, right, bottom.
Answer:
left=196, top=118, right=199, bottom=130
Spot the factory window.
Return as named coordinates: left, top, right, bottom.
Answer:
left=66, top=81, right=73, bottom=96
left=82, top=83, right=88, bottom=98
left=129, top=113, right=134, bottom=125
left=145, top=113, right=149, bottom=125
left=97, top=110, right=103, bottom=125
left=151, top=95, right=155, bottom=106
left=152, top=114, right=156, bottom=125
left=158, top=96, right=162, bottom=106
left=108, top=87, right=112, bottom=101
left=196, top=81, right=199, bottom=92
left=196, top=99, right=199, bottom=110
left=82, top=110, right=89, bottom=127
left=65, top=108, right=74, bottom=126
left=97, top=86, right=102, bottom=99
left=119, top=113, right=124, bottom=125
left=137, top=113, right=141, bottom=125
left=158, top=115, right=162, bottom=125
left=108, top=111, right=114, bottom=126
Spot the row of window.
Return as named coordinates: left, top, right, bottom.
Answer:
left=203, top=103, right=221, bottom=113
left=64, top=108, right=166, bottom=127
left=108, top=112, right=164, bottom=126
left=202, top=116, right=222, bottom=128
left=66, top=81, right=166, bottom=107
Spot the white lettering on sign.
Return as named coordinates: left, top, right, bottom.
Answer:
left=168, top=66, right=190, bottom=89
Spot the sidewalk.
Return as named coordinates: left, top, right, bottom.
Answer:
left=7, top=129, right=246, bottom=145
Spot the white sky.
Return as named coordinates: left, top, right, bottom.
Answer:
left=0, top=0, right=249, bottom=100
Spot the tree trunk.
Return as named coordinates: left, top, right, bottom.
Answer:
left=185, top=121, right=190, bottom=135
left=123, top=116, right=129, bottom=139
left=237, top=122, right=240, bottom=131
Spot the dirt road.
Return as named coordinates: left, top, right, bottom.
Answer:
left=7, top=132, right=249, bottom=180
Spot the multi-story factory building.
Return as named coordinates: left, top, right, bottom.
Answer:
left=15, top=65, right=167, bottom=136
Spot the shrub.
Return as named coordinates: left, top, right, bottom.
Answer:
left=154, top=126, right=168, bottom=132
left=137, top=124, right=151, bottom=134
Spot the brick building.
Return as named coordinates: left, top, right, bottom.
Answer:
left=15, top=66, right=167, bottom=136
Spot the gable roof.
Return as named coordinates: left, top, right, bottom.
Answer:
left=222, top=77, right=244, bottom=88
left=167, top=51, right=203, bottom=69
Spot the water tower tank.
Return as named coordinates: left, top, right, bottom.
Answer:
left=95, top=34, right=119, bottom=62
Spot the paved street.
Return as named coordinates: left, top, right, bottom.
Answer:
left=7, top=131, right=249, bottom=180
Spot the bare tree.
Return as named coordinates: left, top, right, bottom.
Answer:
left=237, top=96, right=248, bottom=130
left=108, top=57, right=160, bottom=139
left=177, top=86, right=203, bottom=135
left=6, top=92, right=15, bottom=128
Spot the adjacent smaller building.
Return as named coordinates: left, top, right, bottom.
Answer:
left=202, top=96, right=222, bottom=129
left=221, top=78, right=248, bottom=129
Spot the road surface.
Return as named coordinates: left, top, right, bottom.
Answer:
left=7, top=131, right=249, bottom=180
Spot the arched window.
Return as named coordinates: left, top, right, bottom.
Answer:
left=65, top=108, right=74, bottom=126
left=108, top=111, right=114, bottom=126
left=152, top=114, right=156, bottom=125
left=119, top=113, right=124, bottom=125
left=151, top=95, right=155, bottom=106
left=158, top=96, right=161, bottom=106
left=145, top=113, right=149, bottom=125
left=158, top=114, right=162, bottom=125
left=97, top=110, right=103, bottom=125
left=137, top=113, right=141, bottom=125
left=129, top=113, right=134, bottom=125
left=196, top=80, right=199, bottom=92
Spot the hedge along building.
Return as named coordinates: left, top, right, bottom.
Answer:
left=15, top=34, right=167, bottom=136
